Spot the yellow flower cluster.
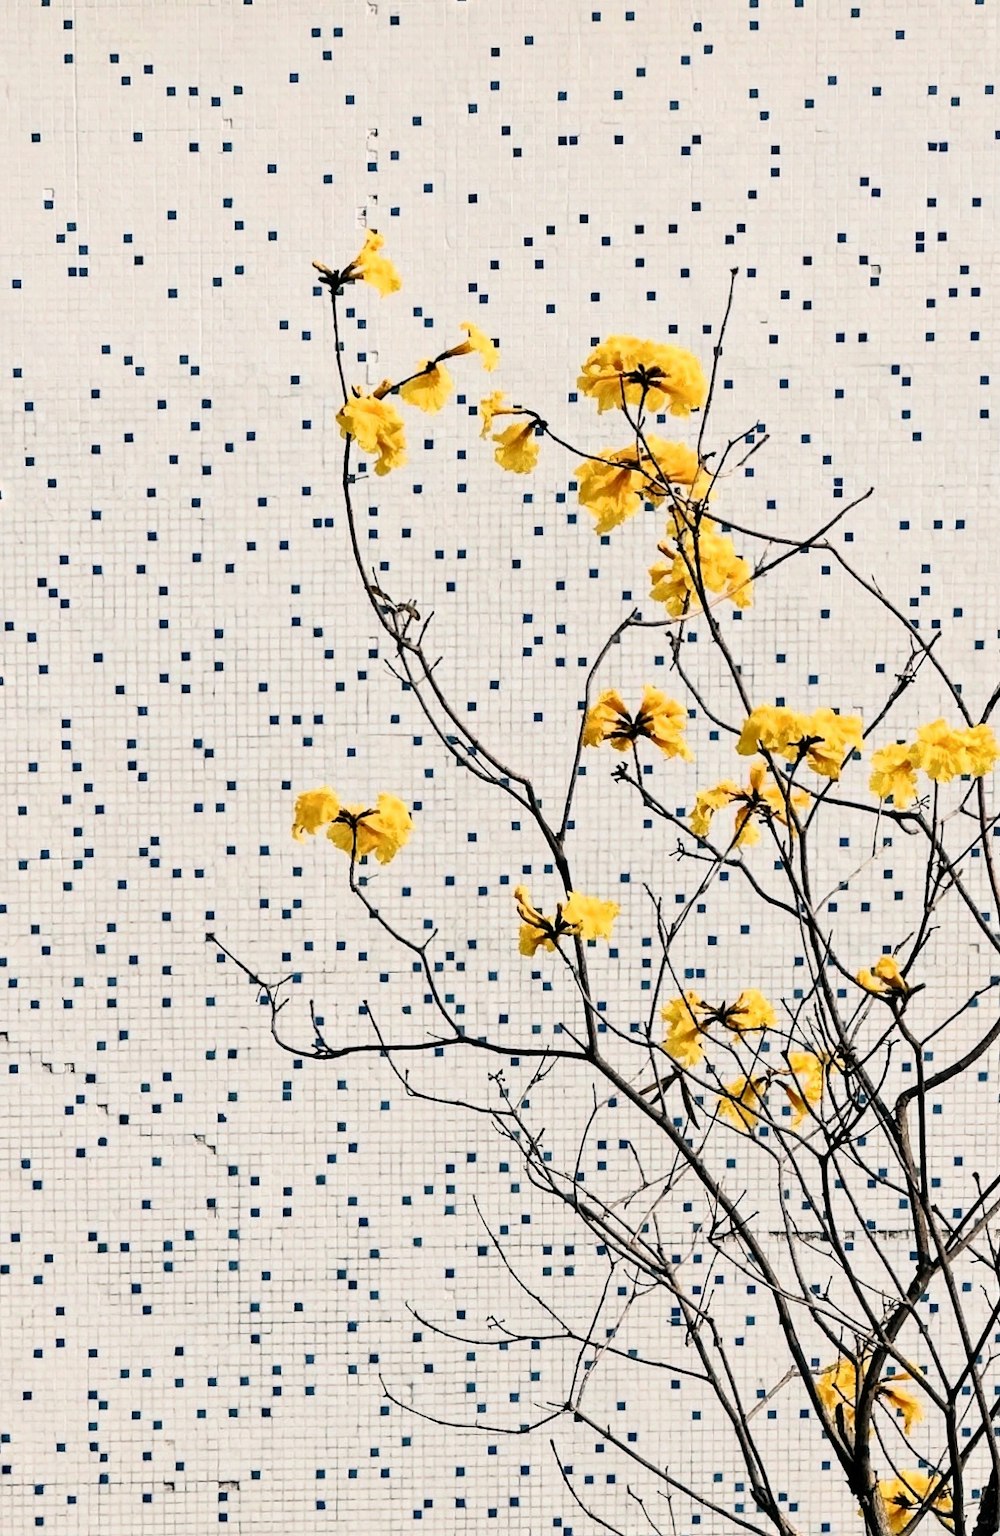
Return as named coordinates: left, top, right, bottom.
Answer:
left=661, top=987, right=775, bottom=1068
left=313, top=230, right=403, bottom=298
left=642, top=437, right=712, bottom=500
left=649, top=513, right=753, bottom=615
left=876, top=1471, right=952, bottom=1534
left=660, top=989, right=829, bottom=1130
left=870, top=718, right=1000, bottom=808
left=717, top=1050, right=830, bottom=1132
left=514, top=885, right=619, bottom=956
left=780, top=1050, right=830, bottom=1125
left=472, top=393, right=542, bottom=472
left=737, top=703, right=863, bottom=781
left=574, top=437, right=709, bottom=535
left=856, top=953, right=910, bottom=997
left=583, top=687, right=692, bottom=760
left=816, top=1357, right=923, bottom=1436
left=690, top=759, right=809, bottom=848
left=577, top=336, right=708, bottom=417
left=321, top=237, right=502, bottom=475
left=292, top=786, right=412, bottom=865
left=394, top=324, right=500, bottom=417
left=716, top=1073, right=770, bottom=1132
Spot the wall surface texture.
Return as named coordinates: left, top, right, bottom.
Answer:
left=4, top=1, right=1000, bottom=1531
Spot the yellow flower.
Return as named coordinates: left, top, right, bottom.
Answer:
left=911, top=718, right=1000, bottom=783
left=493, top=418, right=541, bottom=473
left=514, top=885, right=560, bottom=956
left=801, top=707, right=863, bottom=779
left=582, top=687, right=692, bottom=760
left=717, top=1075, right=767, bottom=1132
left=649, top=525, right=753, bottom=615
left=736, top=705, right=810, bottom=760
left=291, top=786, right=341, bottom=841
left=562, top=891, right=620, bottom=941
left=661, top=988, right=775, bottom=1068
left=690, top=779, right=743, bottom=840
left=817, top=1359, right=923, bottom=1436
left=640, top=436, right=711, bottom=502
left=456, top=321, right=499, bottom=371
left=583, top=689, right=631, bottom=750
left=724, top=988, right=776, bottom=1034
left=661, top=992, right=710, bottom=1067
left=964, top=723, right=1000, bottom=774
left=663, top=506, right=712, bottom=542
left=478, top=390, right=509, bottom=437
left=399, top=360, right=454, bottom=414
left=689, top=528, right=752, bottom=604
left=856, top=954, right=909, bottom=996
left=344, top=230, right=401, bottom=296
left=336, top=392, right=407, bottom=476
left=578, top=336, right=708, bottom=417
left=875, top=1472, right=952, bottom=1534
left=869, top=741, right=920, bottom=809
left=634, top=688, right=694, bottom=760
left=647, top=553, right=692, bottom=615
left=325, top=794, right=413, bottom=865
left=781, top=1049, right=830, bottom=1125
left=513, top=886, right=619, bottom=955
left=817, top=1356, right=857, bottom=1426
left=880, top=1376, right=925, bottom=1436
left=737, top=704, right=862, bottom=781
left=575, top=452, right=651, bottom=533
left=575, top=439, right=709, bottom=533
left=690, top=760, right=809, bottom=848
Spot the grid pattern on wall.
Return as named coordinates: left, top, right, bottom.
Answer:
left=4, top=1, right=1000, bottom=1530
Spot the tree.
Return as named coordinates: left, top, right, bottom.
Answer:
left=212, top=231, right=1000, bottom=1536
